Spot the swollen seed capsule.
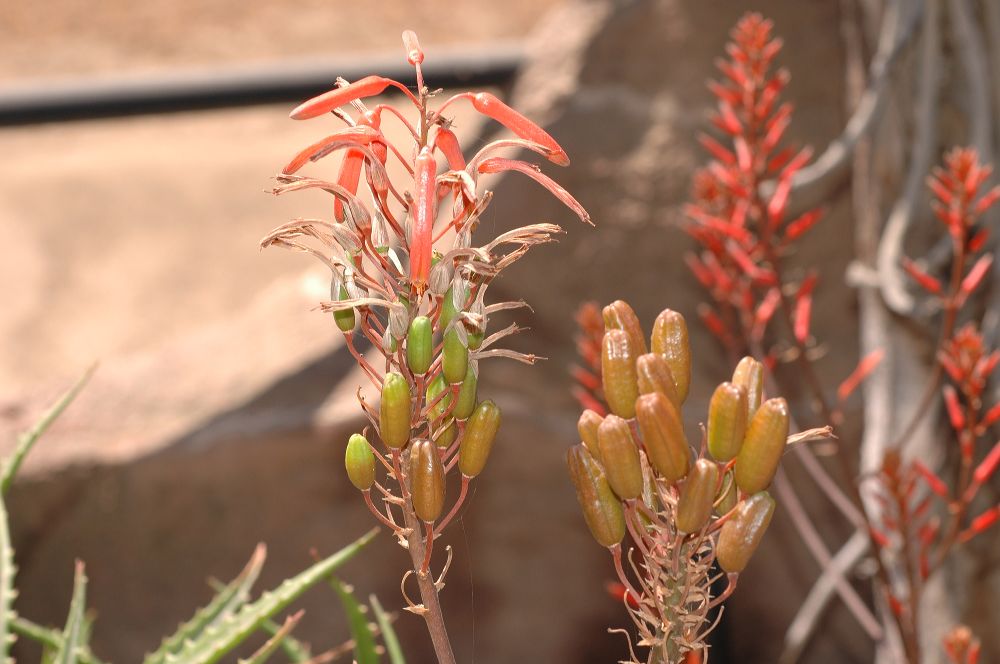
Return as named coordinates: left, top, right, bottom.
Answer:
left=602, top=300, right=648, bottom=357
left=459, top=400, right=501, bottom=477
left=443, top=327, right=469, bottom=384
left=433, top=420, right=456, bottom=448
left=567, top=444, right=625, bottom=548
left=577, top=409, right=604, bottom=457
left=717, top=491, right=776, bottom=573
left=453, top=366, right=478, bottom=420
left=676, top=459, right=720, bottom=533
left=426, top=373, right=452, bottom=422
left=707, top=382, right=748, bottom=462
left=636, top=353, right=681, bottom=408
left=333, top=285, right=356, bottom=333
left=635, top=392, right=690, bottom=483
left=439, top=283, right=466, bottom=332
left=650, top=309, right=691, bottom=403
left=734, top=398, right=790, bottom=494
left=345, top=433, right=376, bottom=490
left=597, top=415, right=643, bottom=500
left=715, top=470, right=738, bottom=515
left=379, top=372, right=411, bottom=449
left=467, top=328, right=485, bottom=350
left=406, top=316, right=433, bottom=375
left=410, top=439, right=445, bottom=522
left=602, top=329, right=639, bottom=418
left=732, top=356, right=764, bottom=424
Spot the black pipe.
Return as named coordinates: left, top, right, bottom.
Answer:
left=0, top=43, right=523, bottom=126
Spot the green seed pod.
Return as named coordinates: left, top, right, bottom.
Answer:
left=379, top=372, right=411, bottom=449
left=676, top=459, right=720, bottom=533
left=597, top=415, right=643, bottom=500
left=467, top=328, right=484, bottom=350
left=715, top=470, right=738, bottom=515
left=636, top=353, right=681, bottom=408
left=635, top=392, right=690, bottom=483
left=459, top=400, right=502, bottom=477
left=410, top=439, right=446, bottom=522
left=650, top=309, right=691, bottom=403
left=602, top=300, right=648, bottom=357
left=426, top=373, right=452, bottom=421
left=566, top=444, right=625, bottom=548
left=732, top=356, right=764, bottom=424
left=433, top=420, right=456, bottom=448
left=345, top=433, right=376, bottom=490
left=442, top=326, right=469, bottom=384
left=577, top=409, right=604, bottom=457
left=717, top=491, right=776, bottom=573
left=453, top=365, right=478, bottom=420
left=707, top=382, right=748, bottom=462
left=333, top=284, right=356, bottom=333
left=406, top=316, right=433, bottom=375
left=734, top=398, right=790, bottom=494
left=439, top=283, right=466, bottom=332
left=602, top=329, right=639, bottom=418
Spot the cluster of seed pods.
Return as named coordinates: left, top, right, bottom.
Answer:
left=568, top=301, right=791, bottom=662
left=263, top=31, right=589, bottom=584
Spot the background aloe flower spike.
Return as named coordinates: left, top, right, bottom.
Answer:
left=263, top=30, right=589, bottom=664
left=568, top=302, right=799, bottom=664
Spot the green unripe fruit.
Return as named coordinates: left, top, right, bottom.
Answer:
left=567, top=444, right=625, bottom=548
left=602, top=329, right=639, bottom=418
left=597, top=415, right=643, bottom=500
left=434, top=420, right=456, bottom=448
left=459, top=400, right=501, bottom=477
left=406, top=316, right=433, bottom=375
left=676, top=459, right=720, bottom=533
left=442, top=327, right=469, bottom=384
left=425, top=374, right=453, bottom=446
left=379, top=372, right=411, bottom=449
left=602, top=300, right=648, bottom=357
left=345, top=433, right=375, bottom=490
left=707, top=382, right=748, bottom=462
left=467, top=329, right=484, bottom=350
left=732, top=356, right=764, bottom=425
left=334, top=285, right=356, bottom=333
left=636, top=353, right=681, bottom=408
left=453, top=367, right=478, bottom=420
left=717, top=491, right=776, bottom=573
left=577, top=409, right=604, bottom=457
left=410, top=439, right=446, bottom=522
left=734, top=398, right=789, bottom=494
left=439, top=284, right=467, bottom=332
left=650, top=309, right=691, bottom=403
left=635, top=392, right=690, bottom=483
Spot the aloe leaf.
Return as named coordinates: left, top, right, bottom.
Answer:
left=165, top=527, right=377, bottom=664
left=0, top=494, right=16, bottom=664
left=238, top=610, right=303, bottom=664
left=54, top=562, right=88, bottom=664
left=259, top=616, right=311, bottom=662
left=330, top=579, right=377, bottom=664
left=369, top=595, right=405, bottom=664
left=144, top=544, right=267, bottom=664
left=10, top=617, right=105, bottom=664
left=2, top=364, right=96, bottom=495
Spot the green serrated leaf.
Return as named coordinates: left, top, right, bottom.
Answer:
left=369, top=595, right=405, bottom=664
left=165, top=527, right=377, bottom=664
left=330, top=579, right=377, bottom=664
left=10, top=617, right=105, bottom=664
left=237, top=610, right=303, bottom=664
left=259, top=616, right=311, bottom=662
left=0, top=494, right=16, bottom=664
left=144, top=543, right=267, bottom=664
left=2, top=364, right=95, bottom=495
left=55, top=562, right=88, bottom=664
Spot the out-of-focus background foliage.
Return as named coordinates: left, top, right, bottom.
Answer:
left=1, top=0, right=997, bottom=662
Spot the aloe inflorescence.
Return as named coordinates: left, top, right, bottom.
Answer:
left=568, top=301, right=793, bottom=664
left=263, top=29, right=589, bottom=663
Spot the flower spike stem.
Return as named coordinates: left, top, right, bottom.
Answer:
left=402, top=496, right=457, bottom=664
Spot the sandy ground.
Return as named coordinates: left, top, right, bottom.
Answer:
left=0, top=0, right=560, bottom=81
